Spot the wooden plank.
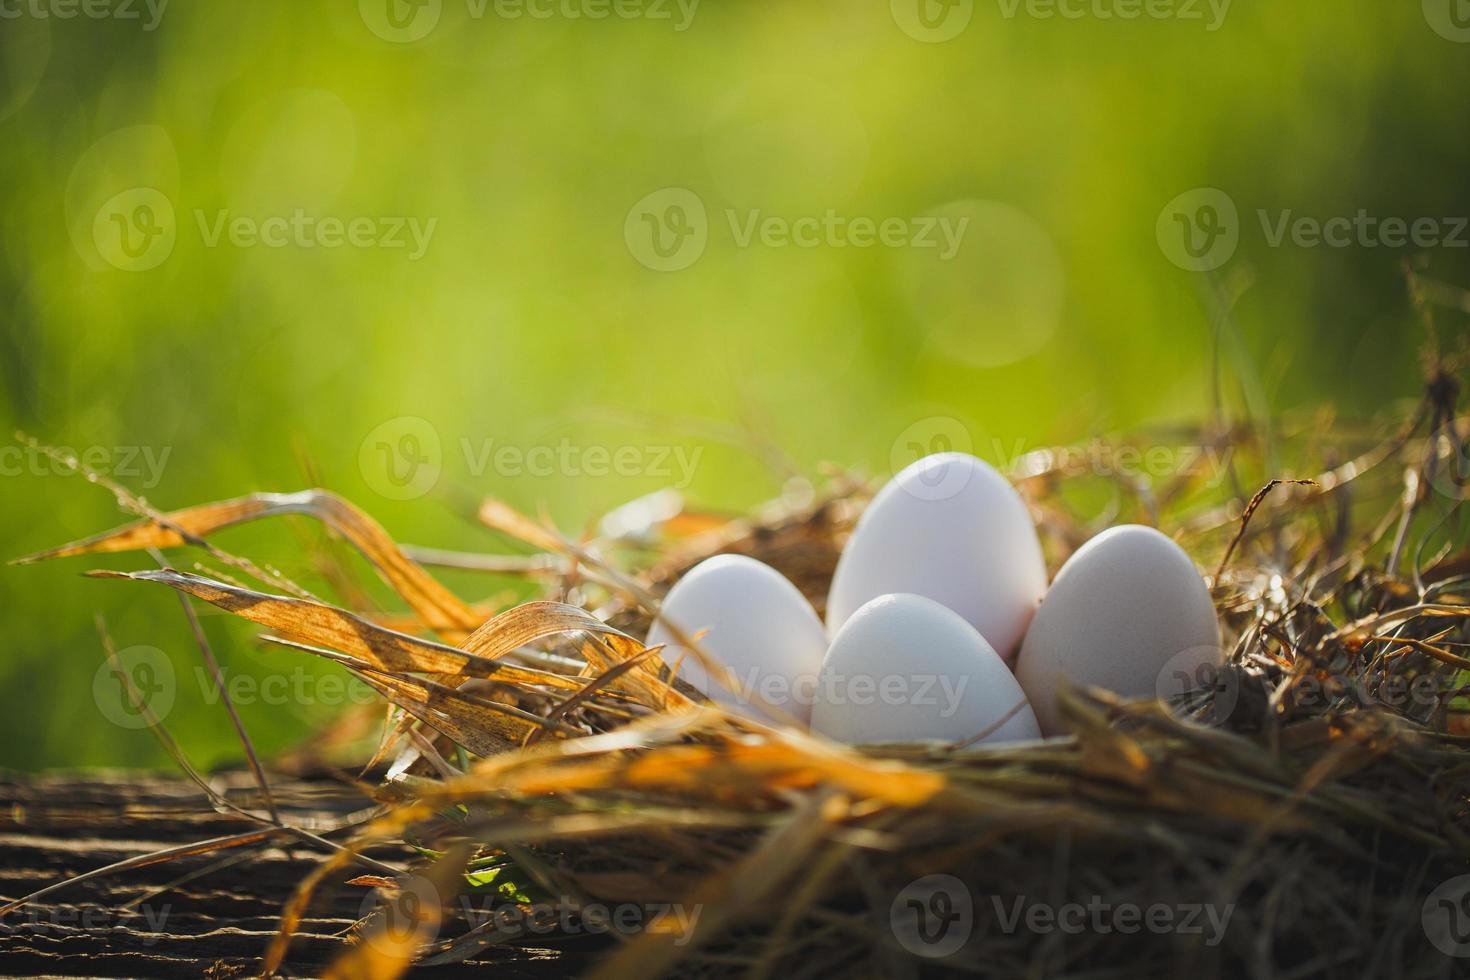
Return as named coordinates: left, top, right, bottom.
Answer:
left=0, top=773, right=592, bottom=977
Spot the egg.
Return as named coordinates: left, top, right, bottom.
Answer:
left=811, top=593, right=1041, bottom=745
left=826, top=452, right=1046, bottom=661
left=1014, top=524, right=1222, bottom=736
left=646, top=554, right=828, bottom=725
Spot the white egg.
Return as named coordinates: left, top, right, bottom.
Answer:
left=811, top=593, right=1041, bottom=745
left=826, top=452, right=1046, bottom=661
left=646, top=554, right=828, bottom=725
left=1014, top=524, right=1222, bottom=736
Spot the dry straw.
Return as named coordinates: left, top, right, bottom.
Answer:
left=8, top=361, right=1470, bottom=978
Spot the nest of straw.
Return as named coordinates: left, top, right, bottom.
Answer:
left=10, top=360, right=1470, bottom=979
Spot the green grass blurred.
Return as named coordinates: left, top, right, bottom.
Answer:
left=2, top=1, right=1467, bottom=769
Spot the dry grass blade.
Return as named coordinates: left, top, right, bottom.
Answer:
left=324, top=844, right=474, bottom=980
left=461, top=600, right=692, bottom=708
left=16, top=489, right=480, bottom=635
left=87, top=567, right=569, bottom=687
left=166, top=568, right=280, bottom=822
left=0, top=829, right=281, bottom=917
left=264, top=846, right=360, bottom=976
left=1214, top=478, right=1319, bottom=580
left=589, top=789, right=841, bottom=980
left=260, top=636, right=557, bottom=751
left=461, top=600, right=649, bottom=660
left=526, top=643, right=664, bottom=746
left=351, top=670, right=541, bottom=753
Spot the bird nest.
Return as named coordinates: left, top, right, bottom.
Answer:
left=8, top=365, right=1470, bottom=979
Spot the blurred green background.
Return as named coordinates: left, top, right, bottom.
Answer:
left=2, top=1, right=1468, bottom=769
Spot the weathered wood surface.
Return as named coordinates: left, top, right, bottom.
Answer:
left=0, top=772, right=590, bottom=978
